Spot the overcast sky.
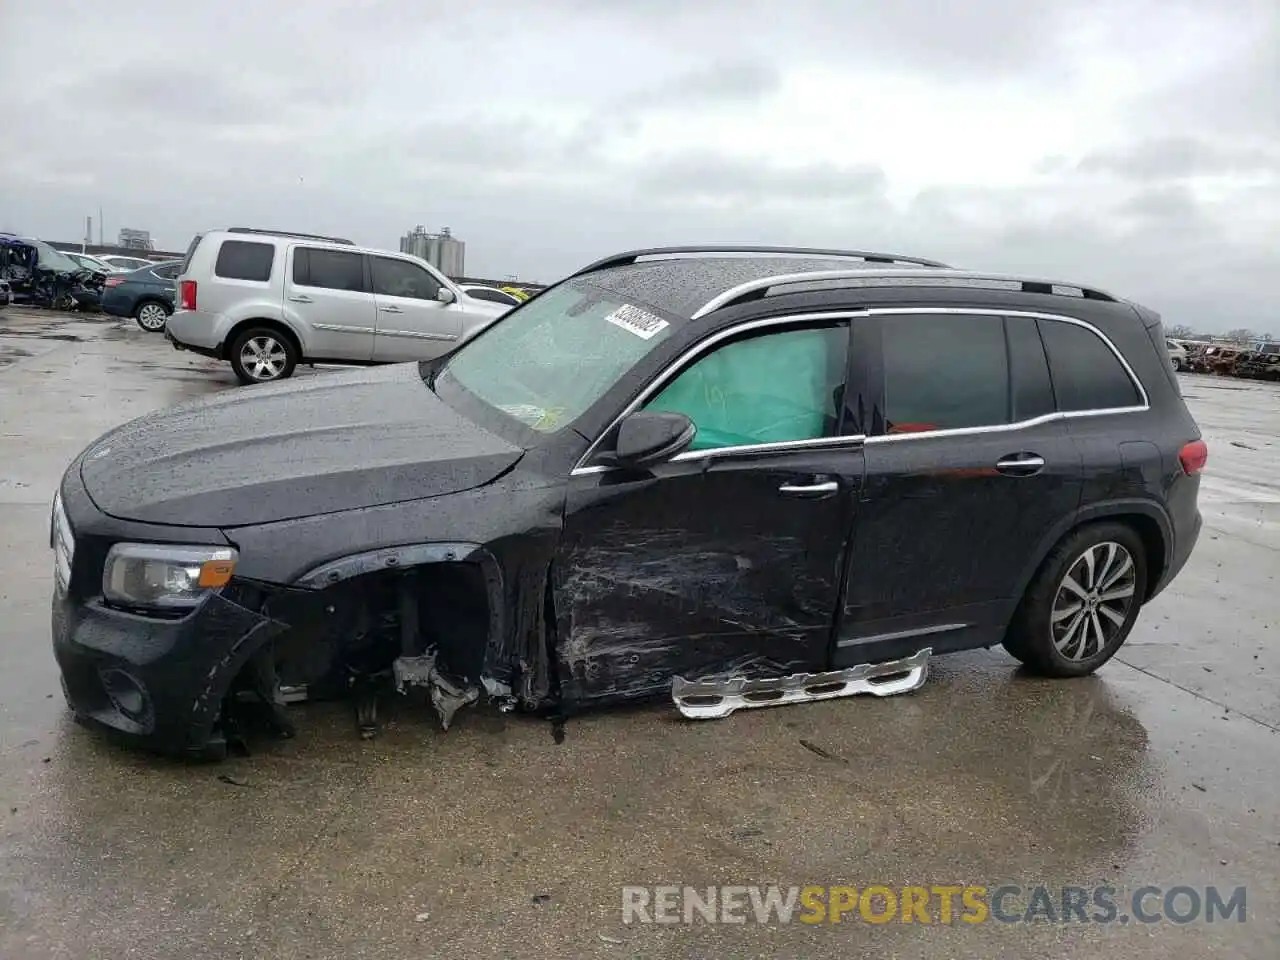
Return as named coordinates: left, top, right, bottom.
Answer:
left=3, top=0, right=1276, bottom=331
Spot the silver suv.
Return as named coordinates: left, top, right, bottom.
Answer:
left=166, top=228, right=510, bottom=384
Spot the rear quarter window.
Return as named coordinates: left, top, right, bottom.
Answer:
left=214, top=240, right=274, bottom=282
left=180, top=234, right=203, bottom=274
left=1039, top=319, right=1142, bottom=411
left=880, top=312, right=1009, bottom=432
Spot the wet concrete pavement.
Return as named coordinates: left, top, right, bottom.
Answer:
left=1, top=308, right=1276, bottom=959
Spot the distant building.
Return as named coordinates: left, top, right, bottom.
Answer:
left=117, top=228, right=153, bottom=250
left=400, top=225, right=465, bottom=277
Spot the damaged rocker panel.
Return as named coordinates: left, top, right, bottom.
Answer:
left=671, top=647, right=932, bottom=720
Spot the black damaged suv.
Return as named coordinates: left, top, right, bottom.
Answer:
left=51, top=246, right=1205, bottom=758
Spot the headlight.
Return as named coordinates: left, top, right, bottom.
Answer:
left=102, top=543, right=238, bottom=611
left=51, top=492, right=75, bottom=591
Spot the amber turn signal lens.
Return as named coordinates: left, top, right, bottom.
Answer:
left=197, top=559, right=236, bottom=588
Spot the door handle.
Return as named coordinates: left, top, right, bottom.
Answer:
left=288, top=295, right=313, bottom=303
left=995, top=454, right=1045, bottom=476
left=380, top=305, right=403, bottom=313
left=778, top=480, right=839, bottom=498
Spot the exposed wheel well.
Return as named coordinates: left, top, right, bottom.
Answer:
left=261, top=562, right=493, bottom=695
left=220, top=319, right=303, bottom=362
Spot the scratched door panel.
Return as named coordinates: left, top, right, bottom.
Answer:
left=557, top=445, right=861, bottom=704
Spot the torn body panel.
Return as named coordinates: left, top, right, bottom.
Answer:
left=225, top=471, right=568, bottom=727
left=52, top=579, right=288, bottom=758
left=553, top=448, right=859, bottom=705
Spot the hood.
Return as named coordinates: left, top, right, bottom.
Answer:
left=79, top=363, right=524, bottom=527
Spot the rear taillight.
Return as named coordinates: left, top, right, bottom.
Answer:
left=1179, top=439, right=1208, bottom=475
left=104, top=277, right=124, bottom=288
left=179, top=280, right=197, bottom=311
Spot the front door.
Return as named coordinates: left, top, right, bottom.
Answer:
left=836, top=309, right=1083, bottom=665
left=556, top=318, right=863, bottom=704
left=283, top=245, right=376, bottom=361
left=369, top=255, right=461, bottom=362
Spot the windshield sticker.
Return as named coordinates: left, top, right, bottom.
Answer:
left=605, top=304, right=669, bottom=340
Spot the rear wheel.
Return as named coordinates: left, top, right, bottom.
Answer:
left=134, top=300, right=170, bottom=332
left=229, top=327, right=298, bottom=385
left=1002, top=522, right=1147, bottom=677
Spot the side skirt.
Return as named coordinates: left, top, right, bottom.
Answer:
left=671, top=647, right=931, bottom=720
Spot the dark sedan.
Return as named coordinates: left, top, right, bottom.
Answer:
left=101, top=261, right=182, bottom=331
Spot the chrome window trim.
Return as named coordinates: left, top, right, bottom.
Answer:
left=862, top=308, right=1148, bottom=443
left=568, top=306, right=1147, bottom=477
left=866, top=306, right=1148, bottom=407
left=569, top=311, right=866, bottom=477
left=692, top=271, right=1118, bottom=318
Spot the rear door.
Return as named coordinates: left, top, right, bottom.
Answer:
left=283, top=245, right=376, bottom=361
left=835, top=309, right=1083, bottom=665
left=370, top=255, right=462, bottom=361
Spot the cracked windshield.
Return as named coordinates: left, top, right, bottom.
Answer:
left=1, top=1, right=1276, bottom=959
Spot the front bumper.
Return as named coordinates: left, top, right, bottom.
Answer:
left=52, top=579, right=286, bottom=756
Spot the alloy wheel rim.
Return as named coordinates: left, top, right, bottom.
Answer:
left=1050, top=541, right=1137, bottom=661
left=240, top=336, right=287, bottom=380
left=138, top=304, right=167, bottom=330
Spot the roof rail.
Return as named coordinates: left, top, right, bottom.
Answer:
left=226, top=227, right=355, bottom=245
left=570, top=245, right=951, bottom=277
left=692, top=268, right=1119, bottom=318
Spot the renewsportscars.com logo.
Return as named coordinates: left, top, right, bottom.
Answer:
left=621, top=884, right=1247, bottom=926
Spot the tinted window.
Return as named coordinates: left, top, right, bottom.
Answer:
left=294, top=247, right=364, bottom=292
left=467, top=287, right=517, bottom=305
left=214, top=240, right=274, bottom=282
left=371, top=257, right=441, bottom=300
left=151, top=262, right=180, bottom=280
left=1007, top=317, right=1056, bottom=421
left=1039, top=320, right=1142, bottom=411
left=644, top=325, right=848, bottom=451
left=180, top=234, right=203, bottom=274
left=881, top=313, right=1008, bottom=433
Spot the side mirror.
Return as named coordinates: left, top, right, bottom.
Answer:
left=436, top=287, right=457, bottom=305
left=612, top=411, right=696, bottom=470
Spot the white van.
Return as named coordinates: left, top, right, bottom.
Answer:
left=167, top=228, right=510, bottom=384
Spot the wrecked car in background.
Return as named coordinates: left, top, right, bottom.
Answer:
left=50, top=245, right=1205, bottom=760
left=1, top=234, right=105, bottom=310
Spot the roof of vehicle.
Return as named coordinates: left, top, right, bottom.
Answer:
left=123, top=260, right=181, bottom=274
left=568, top=246, right=1122, bottom=321
left=216, top=227, right=356, bottom=245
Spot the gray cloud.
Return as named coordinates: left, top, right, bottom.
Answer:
left=1074, top=138, right=1280, bottom=180
left=637, top=154, right=887, bottom=204
left=1, top=0, right=1276, bottom=334
left=620, top=60, right=783, bottom=111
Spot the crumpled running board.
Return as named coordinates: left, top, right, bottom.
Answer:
left=671, top=647, right=932, bottom=720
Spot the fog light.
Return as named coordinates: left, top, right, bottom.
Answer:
left=99, top=668, right=153, bottom=728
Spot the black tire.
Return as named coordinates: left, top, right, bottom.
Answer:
left=133, top=299, right=171, bottom=332
left=228, top=326, right=298, bottom=385
left=1002, top=522, right=1148, bottom=677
